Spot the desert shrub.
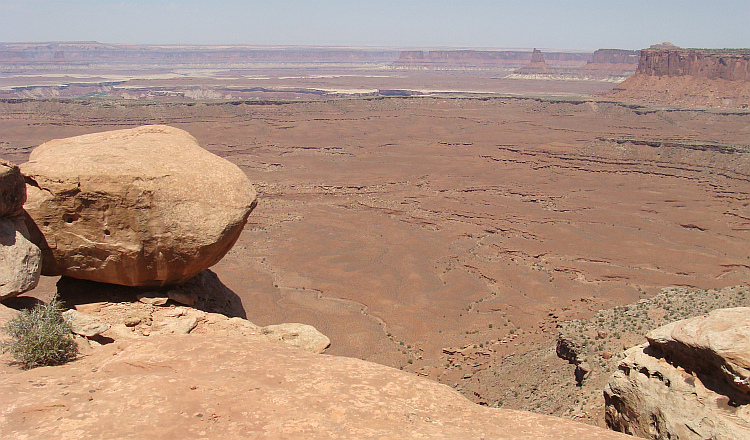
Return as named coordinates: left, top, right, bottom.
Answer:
left=1, top=295, right=78, bottom=369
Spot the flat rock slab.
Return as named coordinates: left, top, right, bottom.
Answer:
left=0, top=334, right=630, bottom=440
left=61, top=309, right=110, bottom=337
left=21, top=125, right=256, bottom=287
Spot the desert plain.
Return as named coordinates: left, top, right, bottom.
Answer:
left=2, top=45, right=750, bottom=425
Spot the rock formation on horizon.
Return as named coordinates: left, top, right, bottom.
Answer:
left=514, top=48, right=555, bottom=74
left=394, top=49, right=591, bottom=70
left=604, top=307, right=750, bottom=439
left=20, top=125, right=257, bottom=287
left=582, top=49, right=639, bottom=75
left=649, top=41, right=681, bottom=50
left=602, top=46, right=750, bottom=108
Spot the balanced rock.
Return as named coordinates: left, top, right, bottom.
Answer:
left=21, top=125, right=256, bottom=287
left=605, top=308, right=750, bottom=440
left=0, top=216, right=41, bottom=300
left=0, top=159, right=25, bottom=217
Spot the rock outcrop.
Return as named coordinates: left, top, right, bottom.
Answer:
left=0, top=334, right=630, bottom=440
left=602, top=47, right=750, bottom=108
left=604, top=308, right=750, bottom=439
left=21, top=125, right=257, bottom=287
left=66, top=300, right=331, bottom=354
left=0, top=215, right=42, bottom=299
left=0, top=159, right=40, bottom=300
left=647, top=308, right=750, bottom=395
left=636, top=48, right=750, bottom=81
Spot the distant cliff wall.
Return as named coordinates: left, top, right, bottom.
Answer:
left=636, top=49, right=750, bottom=81
left=0, top=42, right=400, bottom=65
left=590, top=49, right=639, bottom=65
left=601, top=48, right=750, bottom=108
left=581, top=49, right=639, bottom=75
left=394, top=50, right=591, bottom=69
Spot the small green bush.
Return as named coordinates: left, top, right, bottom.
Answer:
left=1, top=295, right=78, bottom=369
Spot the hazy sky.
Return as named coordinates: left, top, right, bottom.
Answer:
left=0, top=0, right=747, bottom=50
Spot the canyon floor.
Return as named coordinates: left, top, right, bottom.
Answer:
left=2, top=69, right=750, bottom=426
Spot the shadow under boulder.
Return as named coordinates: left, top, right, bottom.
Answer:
left=56, top=269, right=246, bottom=319
left=54, top=270, right=330, bottom=354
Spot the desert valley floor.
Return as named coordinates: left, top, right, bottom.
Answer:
left=2, top=87, right=750, bottom=423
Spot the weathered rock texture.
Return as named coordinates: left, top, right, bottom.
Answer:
left=0, top=159, right=25, bottom=217
left=21, top=125, right=257, bottom=287
left=0, top=334, right=630, bottom=440
left=603, top=48, right=750, bottom=108
left=636, top=49, right=750, bottom=81
left=66, top=299, right=331, bottom=354
left=604, top=308, right=750, bottom=439
left=647, top=308, right=750, bottom=395
left=0, top=215, right=41, bottom=299
left=62, top=309, right=110, bottom=337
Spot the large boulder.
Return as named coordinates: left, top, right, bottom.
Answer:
left=0, top=159, right=25, bottom=217
left=604, top=308, right=750, bottom=440
left=21, top=125, right=256, bottom=287
left=0, top=216, right=41, bottom=300
left=0, top=334, right=631, bottom=440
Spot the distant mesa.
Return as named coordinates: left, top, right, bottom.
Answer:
left=395, top=49, right=529, bottom=69
left=0, top=42, right=400, bottom=65
left=602, top=44, right=750, bottom=108
left=581, top=49, right=640, bottom=75
left=636, top=47, right=750, bottom=80
left=394, top=48, right=590, bottom=70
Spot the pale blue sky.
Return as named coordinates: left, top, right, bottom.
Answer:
left=0, top=0, right=747, bottom=50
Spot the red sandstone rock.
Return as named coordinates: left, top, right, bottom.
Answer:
left=0, top=159, right=25, bottom=217
left=20, top=125, right=257, bottom=287
left=602, top=48, right=750, bottom=108
left=636, top=49, right=750, bottom=81
left=0, top=334, right=630, bottom=439
left=647, top=307, right=750, bottom=395
left=0, top=215, right=41, bottom=299
left=605, top=308, right=750, bottom=439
